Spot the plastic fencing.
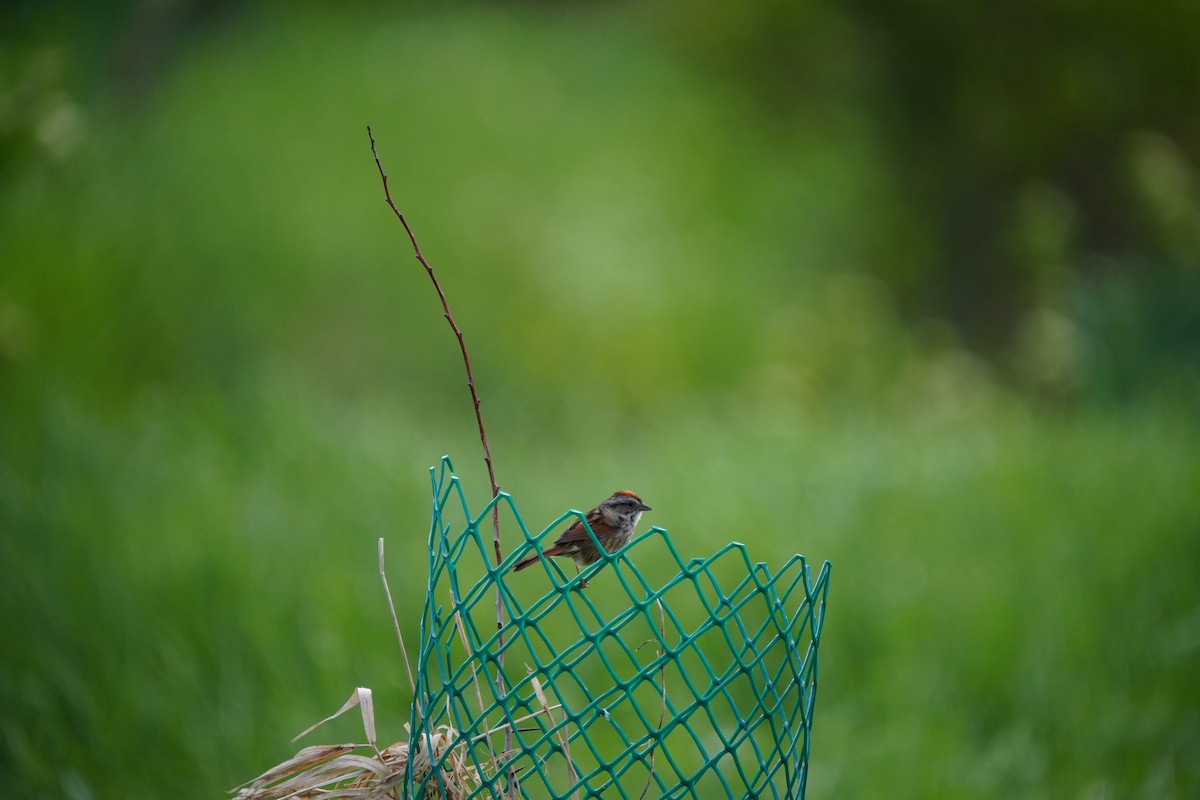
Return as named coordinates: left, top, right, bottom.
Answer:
left=406, top=457, right=831, bottom=799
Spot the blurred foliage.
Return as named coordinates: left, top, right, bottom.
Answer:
left=1, top=2, right=1198, bottom=799
left=641, top=0, right=1200, bottom=370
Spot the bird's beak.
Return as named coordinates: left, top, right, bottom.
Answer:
left=640, top=502, right=652, bottom=511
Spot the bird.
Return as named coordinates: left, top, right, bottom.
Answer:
left=512, top=491, right=651, bottom=587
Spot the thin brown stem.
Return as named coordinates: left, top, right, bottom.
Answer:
left=367, top=125, right=513, bottom=788
left=366, top=127, right=502, bottom=540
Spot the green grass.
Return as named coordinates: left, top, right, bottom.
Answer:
left=2, top=5, right=1198, bottom=799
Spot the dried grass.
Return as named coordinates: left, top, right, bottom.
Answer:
left=233, top=540, right=553, bottom=800
left=233, top=722, right=481, bottom=800
left=234, top=542, right=667, bottom=800
left=231, top=685, right=562, bottom=800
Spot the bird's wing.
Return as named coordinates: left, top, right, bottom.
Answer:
left=552, top=518, right=598, bottom=546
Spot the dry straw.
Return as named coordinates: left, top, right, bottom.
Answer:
left=233, top=542, right=563, bottom=800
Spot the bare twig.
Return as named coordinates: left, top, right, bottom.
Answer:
left=366, top=125, right=513, bottom=787
left=366, top=127, right=501, bottom=531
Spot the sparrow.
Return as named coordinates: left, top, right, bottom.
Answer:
left=513, top=491, right=651, bottom=587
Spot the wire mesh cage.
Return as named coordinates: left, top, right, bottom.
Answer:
left=407, top=457, right=832, bottom=800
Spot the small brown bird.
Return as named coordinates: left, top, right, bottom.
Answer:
left=513, top=491, right=651, bottom=586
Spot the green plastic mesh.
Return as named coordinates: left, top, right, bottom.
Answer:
left=408, top=457, right=831, bottom=799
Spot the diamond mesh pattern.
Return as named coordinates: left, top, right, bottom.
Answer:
left=407, top=457, right=831, bottom=799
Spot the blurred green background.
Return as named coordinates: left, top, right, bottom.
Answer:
left=2, top=1, right=1198, bottom=798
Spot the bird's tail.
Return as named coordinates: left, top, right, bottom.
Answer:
left=511, top=553, right=540, bottom=571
